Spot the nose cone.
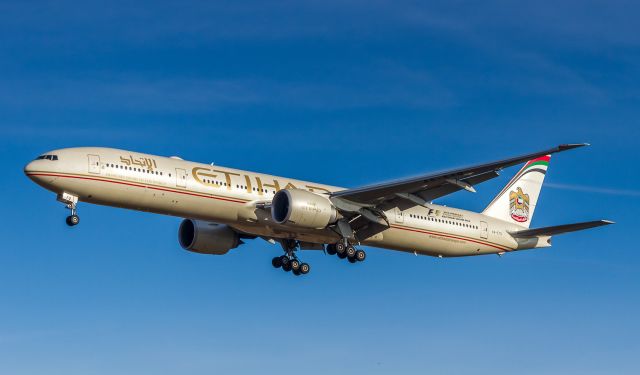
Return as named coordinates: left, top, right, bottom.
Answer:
left=24, top=159, right=57, bottom=189
left=24, top=161, right=36, bottom=175
left=24, top=160, right=44, bottom=185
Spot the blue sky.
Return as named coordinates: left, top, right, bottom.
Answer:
left=1, top=1, right=638, bottom=374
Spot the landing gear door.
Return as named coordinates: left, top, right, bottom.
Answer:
left=176, top=168, right=187, bottom=188
left=480, top=221, right=488, bottom=239
left=395, top=208, right=404, bottom=224
left=88, top=154, right=101, bottom=174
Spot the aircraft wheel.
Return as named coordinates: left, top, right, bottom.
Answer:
left=346, top=245, right=356, bottom=259
left=281, top=257, right=292, bottom=272
left=299, top=263, right=310, bottom=275
left=348, top=257, right=357, bottom=264
left=335, top=242, right=347, bottom=255
left=292, top=268, right=301, bottom=276
left=355, top=250, right=366, bottom=262
left=337, top=252, right=347, bottom=259
left=326, top=244, right=337, bottom=255
left=66, top=215, right=80, bottom=227
left=290, top=259, right=301, bottom=272
left=272, top=257, right=282, bottom=268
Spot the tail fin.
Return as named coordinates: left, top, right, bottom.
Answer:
left=482, top=155, right=550, bottom=228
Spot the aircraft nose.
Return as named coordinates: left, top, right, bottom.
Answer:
left=24, top=159, right=58, bottom=189
left=24, top=160, right=36, bottom=175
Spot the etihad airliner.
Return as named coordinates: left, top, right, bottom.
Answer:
left=24, top=144, right=612, bottom=276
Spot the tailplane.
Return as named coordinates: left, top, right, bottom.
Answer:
left=509, top=220, right=614, bottom=238
left=483, top=155, right=550, bottom=228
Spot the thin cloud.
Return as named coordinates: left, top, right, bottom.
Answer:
left=546, top=182, right=640, bottom=197
left=0, top=63, right=456, bottom=113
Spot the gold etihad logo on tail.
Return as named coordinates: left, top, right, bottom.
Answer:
left=509, top=187, right=530, bottom=223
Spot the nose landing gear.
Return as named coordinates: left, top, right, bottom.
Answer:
left=65, top=213, right=80, bottom=226
left=58, top=192, right=80, bottom=227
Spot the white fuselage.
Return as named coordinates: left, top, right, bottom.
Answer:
left=25, top=147, right=534, bottom=257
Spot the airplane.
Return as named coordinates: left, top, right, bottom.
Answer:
left=24, top=144, right=613, bottom=276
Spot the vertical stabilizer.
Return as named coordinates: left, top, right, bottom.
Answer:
left=482, top=155, right=550, bottom=228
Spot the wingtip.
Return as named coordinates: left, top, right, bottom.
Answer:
left=558, top=143, right=590, bottom=150
left=601, top=220, right=615, bottom=225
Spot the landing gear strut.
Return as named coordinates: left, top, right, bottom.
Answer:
left=271, top=239, right=310, bottom=276
left=58, top=193, right=80, bottom=227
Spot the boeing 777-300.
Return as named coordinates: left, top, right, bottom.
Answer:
left=24, top=143, right=613, bottom=276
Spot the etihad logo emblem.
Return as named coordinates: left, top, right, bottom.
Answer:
left=119, top=155, right=158, bottom=171
left=509, top=187, right=530, bottom=223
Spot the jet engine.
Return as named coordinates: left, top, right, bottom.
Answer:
left=272, top=189, right=338, bottom=229
left=178, top=219, right=242, bottom=255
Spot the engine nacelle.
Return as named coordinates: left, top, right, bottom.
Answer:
left=178, top=219, right=241, bottom=255
left=272, top=189, right=338, bottom=229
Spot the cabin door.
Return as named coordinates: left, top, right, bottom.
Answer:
left=176, top=168, right=187, bottom=188
left=88, top=154, right=101, bottom=174
left=480, top=221, right=488, bottom=239
left=394, top=208, right=404, bottom=224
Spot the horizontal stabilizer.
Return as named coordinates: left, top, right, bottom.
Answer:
left=509, top=220, right=614, bottom=238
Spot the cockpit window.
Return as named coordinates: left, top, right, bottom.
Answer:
left=36, top=155, right=58, bottom=161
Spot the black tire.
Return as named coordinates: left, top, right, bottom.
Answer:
left=290, top=259, right=301, bottom=272
left=348, top=257, right=357, bottom=263
left=292, top=269, right=301, bottom=276
left=326, top=244, right=337, bottom=255
left=346, top=246, right=356, bottom=258
left=300, top=263, right=310, bottom=274
left=281, top=256, right=292, bottom=272
left=66, top=215, right=79, bottom=226
left=337, top=252, right=347, bottom=259
left=335, top=242, right=347, bottom=255
left=355, top=250, right=366, bottom=262
left=272, top=257, right=282, bottom=268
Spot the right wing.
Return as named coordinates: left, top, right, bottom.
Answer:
left=328, top=143, right=590, bottom=241
left=330, top=144, right=588, bottom=208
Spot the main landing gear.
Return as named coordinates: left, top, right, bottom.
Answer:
left=326, top=242, right=366, bottom=264
left=58, top=192, right=80, bottom=227
left=271, top=239, right=311, bottom=277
